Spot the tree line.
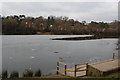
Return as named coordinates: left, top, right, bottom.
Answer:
left=1, top=15, right=119, bottom=37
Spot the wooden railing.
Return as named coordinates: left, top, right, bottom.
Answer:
left=56, top=53, right=118, bottom=77
left=56, top=61, right=88, bottom=77
left=112, top=53, right=119, bottom=59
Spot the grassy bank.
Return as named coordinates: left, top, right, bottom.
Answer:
left=2, top=72, right=120, bottom=80
left=2, top=77, right=119, bottom=80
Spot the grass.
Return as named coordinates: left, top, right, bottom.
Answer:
left=2, top=72, right=120, bottom=80
left=105, top=72, right=120, bottom=78
left=2, top=77, right=120, bottom=80
left=85, top=72, right=120, bottom=78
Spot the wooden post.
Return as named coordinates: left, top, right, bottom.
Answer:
left=113, top=53, right=115, bottom=59
left=86, top=63, right=88, bottom=76
left=74, top=65, right=77, bottom=77
left=65, top=65, right=67, bottom=76
left=56, top=62, right=59, bottom=75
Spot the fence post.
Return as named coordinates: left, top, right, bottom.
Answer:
left=65, top=65, right=67, bottom=76
left=56, top=62, right=59, bottom=75
left=113, top=53, right=115, bottom=59
left=86, top=63, right=88, bottom=76
left=74, top=65, right=77, bottom=77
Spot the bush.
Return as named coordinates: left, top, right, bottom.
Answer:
left=23, top=69, right=33, bottom=77
left=2, top=70, right=8, bottom=79
left=34, top=69, right=42, bottom=77
left=10, top=71, right=19, bottom=78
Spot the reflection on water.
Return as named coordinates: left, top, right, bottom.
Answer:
left=2, top=35, right=117, bottom=76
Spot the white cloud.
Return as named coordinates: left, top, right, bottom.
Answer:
left=0, top=3, right=2, bottom=15
left=118, top=2, right=120, bottom=20
left=0, top=0, right=119, bottom=2
left=1, top=2, right=118, bottom=22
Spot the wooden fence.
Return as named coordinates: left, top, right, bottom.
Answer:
left=56, top=61, right=88, bottom=77
left=56, top=53, right=118, bottom=77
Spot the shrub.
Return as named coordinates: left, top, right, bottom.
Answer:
left=34, top=69, right=42, bottom=77
left=2, top=70, right=8, bottom=79
left=23, top=69, right=33, bottom=77
left=10, top=71, right=19, bottom=78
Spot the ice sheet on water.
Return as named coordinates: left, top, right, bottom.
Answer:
left=89, top=56, right=101, bottom=62
left=30, top=56, right=35, bottom=59
left=50, top=35, right=93, bottom=39
left=31, top=49, right=36, bottom=51
left=9, top=57, right=13, bottom=60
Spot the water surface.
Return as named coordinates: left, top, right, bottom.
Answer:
left=2, top=35, right=117, bottom=76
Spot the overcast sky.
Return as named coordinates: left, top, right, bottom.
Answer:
left=1, top=2, right=118, bottom=22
